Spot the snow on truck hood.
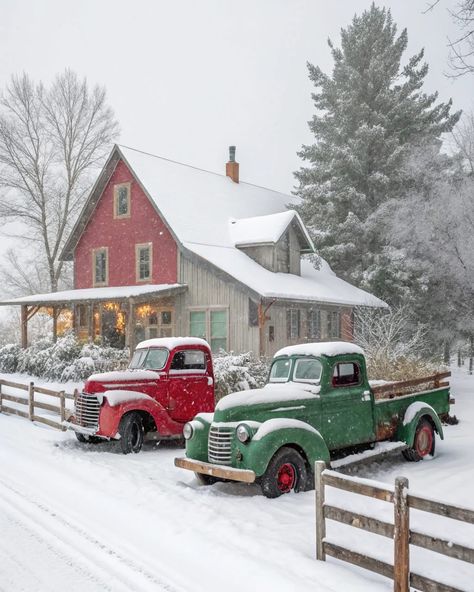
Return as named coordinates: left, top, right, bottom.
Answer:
left=87, top=369, right=160, bottom=382
left=215, top=383, right=320, bottom=412
left=135, top=336, right=209, bottom=350
left=274, top=341, right=364, bottom=358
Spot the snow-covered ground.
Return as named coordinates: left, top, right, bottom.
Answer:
left=0, top=367, right=473, bottom=592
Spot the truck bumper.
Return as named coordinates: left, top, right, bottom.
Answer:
left=174, top=457, right=256, bottom=483
left=62, top=420, right=104, bottom=438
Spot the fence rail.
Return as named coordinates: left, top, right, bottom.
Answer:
left=0, top=379, right=77, bottom=431
left=315, top=461, right=474, bottom=592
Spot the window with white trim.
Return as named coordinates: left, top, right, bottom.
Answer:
left=93, top=247, right=108, bottom=286
left=286, top=309, right=300, bottom=339
left=307, top=309, right=321, bottom=339
left=136, top=243, right=152, bottom=282
left=114, top=183, right=131, bottom=218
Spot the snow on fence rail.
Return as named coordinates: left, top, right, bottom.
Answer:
left=315, top=461, right=474, bottom=592
left=0, top=378, right=77, bottom=430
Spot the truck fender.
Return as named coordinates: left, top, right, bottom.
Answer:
left=397, top=403, right=444, bottom=447
left=245, top=419, right=330, bottom=478
left=99, top=393, right=175, bottom=438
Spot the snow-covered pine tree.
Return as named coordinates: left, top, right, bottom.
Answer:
left=294, top=4, right=460, bottom=303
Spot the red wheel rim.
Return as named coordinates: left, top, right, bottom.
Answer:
left=277, top=463, right=296, bottom=493
left=415, top=426, right=433, bottom=457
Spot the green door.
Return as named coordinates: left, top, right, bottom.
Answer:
left=321, top=361, right=375, bottom=450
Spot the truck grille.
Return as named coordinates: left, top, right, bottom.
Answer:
left=75, top=393, right=100, bottom=431
left=208, top=425, right=234, bottom=465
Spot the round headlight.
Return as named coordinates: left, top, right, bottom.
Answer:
left=183, top=422, right=194, bottom=440
left=236, top=424, right=250, bottom=443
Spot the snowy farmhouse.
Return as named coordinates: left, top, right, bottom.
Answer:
left=1, top=145, right=385, bottom=356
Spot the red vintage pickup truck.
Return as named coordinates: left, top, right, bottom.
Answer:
left=65, top=337, right=215, bottom=453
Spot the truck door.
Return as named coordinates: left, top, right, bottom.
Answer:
left=167, top=349, right=211, bottom=422
left=321, top=361, right=375, bottom=450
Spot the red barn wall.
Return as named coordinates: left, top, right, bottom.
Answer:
left=74, top=160, right=177, bottom=288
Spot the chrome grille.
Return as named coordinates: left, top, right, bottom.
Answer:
left=208, top=425, right=234, bottom=465
left=75, top=393, right=100, bottom=430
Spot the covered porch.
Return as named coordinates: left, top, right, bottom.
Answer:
left=0, top=284, right=187, bottom=352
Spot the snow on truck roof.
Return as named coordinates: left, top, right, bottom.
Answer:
left=274, top=341, right=364, bottom=358
left=135, top=337, right=210, bottom=350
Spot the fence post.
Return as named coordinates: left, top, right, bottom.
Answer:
left=0, top=380, right=2, bottom=413
left=315, top=460, right=326, bottom=561
left=394, top=476, right=410, bottom=592
left=28, top=382, right=35, bottom=421
left=59, top=390, right=66, bottom=430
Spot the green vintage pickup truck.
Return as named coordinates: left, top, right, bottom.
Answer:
left=175, top=342, right=451, bottom=498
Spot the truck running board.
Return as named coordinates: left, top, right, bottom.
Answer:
left=330, top=441, right=408, bottom=471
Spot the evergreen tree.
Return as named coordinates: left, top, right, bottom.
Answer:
left=294, top=4, right=460, bottom=303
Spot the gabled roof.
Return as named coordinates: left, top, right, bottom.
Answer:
left=61, top=144, right=386, bottom=308
left=229, top=211, right=313, bottom=252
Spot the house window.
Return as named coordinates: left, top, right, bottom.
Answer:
left=136, top=243, right=152, bottom=282
left=93, top=247, right=108, bottom=286
left=287, top=309, right=300, bottom=340
left=248, top=299, right=259, bottom=327
left=189, top=309, right=228, bottom=353
left=144, top=307, right=173, bottom=338
left=307, top=309, right=321, bottom=340
left=327, top=311, right=340, bottom=339
left=114, top=183, right=131, bottom=218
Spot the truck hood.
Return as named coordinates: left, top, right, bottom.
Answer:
left=84, top=369, right=160, bottom=393
left=213, top=383, right=319, bottom=423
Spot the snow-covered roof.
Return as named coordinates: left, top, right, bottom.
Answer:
left=187, top=244, right=386, bottom=307
left=0, top=284, right=186, bottom=306
left=229, top=211, right=313, bottom=251
left=135, top=337, right=210, bottom=350
left=274, top=341, right=365, bottom=358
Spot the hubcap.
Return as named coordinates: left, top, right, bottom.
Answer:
left=416, top=426, right=433, bottom=457
left=277, top=463, right=296, bottom=493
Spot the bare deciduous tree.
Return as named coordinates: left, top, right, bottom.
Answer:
left=451, top=111, right=474, bottom=173
left=448, top=0, right=474, bottom=76
left=0, top=70, right=119, bottom=293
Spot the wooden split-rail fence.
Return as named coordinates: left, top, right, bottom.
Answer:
left=0, top=378, right=78, bottom=430
left=315, top=461, right=474, bottom=592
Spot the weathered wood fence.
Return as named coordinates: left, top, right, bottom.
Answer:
left=0, top=378, right=77, bottom=430
left=315, top=461, right=474, bottom=592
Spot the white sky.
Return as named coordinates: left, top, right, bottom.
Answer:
left=1, top=0, right=471, bottom=197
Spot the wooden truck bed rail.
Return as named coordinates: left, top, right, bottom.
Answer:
left=371, top=371, right=451, bottom=400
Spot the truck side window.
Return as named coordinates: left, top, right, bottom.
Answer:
left=170, top=350, right=206, bottom=371
left=332, top=362, right=360, bottom=387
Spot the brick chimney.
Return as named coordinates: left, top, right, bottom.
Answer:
left=226, top=145, right=239, bottom=183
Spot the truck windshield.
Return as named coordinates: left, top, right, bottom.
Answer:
left=269, top=358, right=292, bottom=382
left=293, top=358, right=322, bottom=383
left=129, top=348, right=168, bottom=370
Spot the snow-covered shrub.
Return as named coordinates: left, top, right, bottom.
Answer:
left=354, top=306, right=445, bottom=381
left=0, top=333, right=129, bottom=382
left=213, top=351, right=270, bottom=402
left=0, top=343, right=22, bottom=373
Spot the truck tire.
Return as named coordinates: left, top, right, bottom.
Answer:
left=402, top=418, right=435, bottom=462
left=194, top=473, right=220, bottom=485
left=260, top=447, right=307, bottom=498
left=118, top=412, right=144, bottom=454
left=75, top=432, right=101, bottom=444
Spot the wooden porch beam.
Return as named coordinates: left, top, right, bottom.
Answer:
left=21, top=305, right=28, bottom=348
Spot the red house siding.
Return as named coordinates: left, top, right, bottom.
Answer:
left=74, top=160, right=177, bottom=288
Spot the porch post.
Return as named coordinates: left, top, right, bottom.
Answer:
left=128, top=297, right=136, bottom=356
left=21, top=305, right=28, bottom=348
left=88, top=303, right=94, bottom=342
left=52, top=307, right=58, bottom=343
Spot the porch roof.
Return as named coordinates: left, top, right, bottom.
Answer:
left=0, top=283, right=187, bottom=307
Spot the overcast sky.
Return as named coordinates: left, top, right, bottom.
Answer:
left=1, top=0, right=471, bottom=198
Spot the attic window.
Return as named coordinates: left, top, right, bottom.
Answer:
left=114, top=183, right=131, bottom=218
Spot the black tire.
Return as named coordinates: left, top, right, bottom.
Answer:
left=118, top=412, right=144, bottom=454
left=260, top=447, right=307, bottom=498
left=75, top=432, right=101, bottom=444
left=194, top=472, right=220, bottom=485
left=402, top=418, right=435, bottom=462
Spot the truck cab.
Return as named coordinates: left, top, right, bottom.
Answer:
left=66, top=337, right=215, bottom=453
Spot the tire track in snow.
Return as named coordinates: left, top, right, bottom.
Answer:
left=0, top=476, right=183, bottom=592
